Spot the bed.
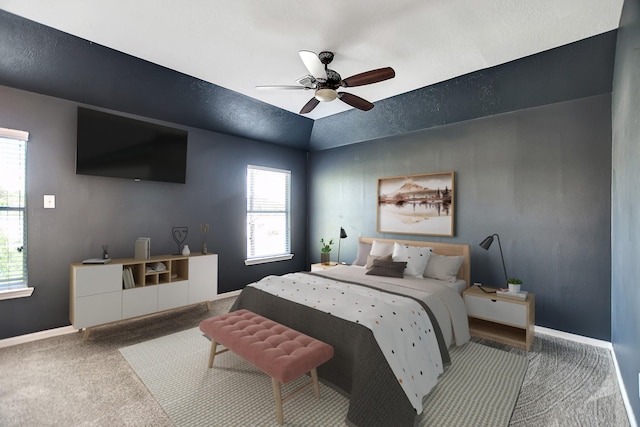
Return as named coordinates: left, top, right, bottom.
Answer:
left=230, top=238, right=471, bottom=427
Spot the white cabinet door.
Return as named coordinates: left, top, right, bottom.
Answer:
left=72, top=263, right=122, bottom=328
left=122, top=286, right=158, bottom=318
left=75, top=264, right=122, bottom=296
left=158, top=281, right=189, bottom=311
left=74, top=292, right=122, bottom=329
left=188, top=254, right=218, bottom=304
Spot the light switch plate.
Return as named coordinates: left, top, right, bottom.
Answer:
left=43, top=195, right=55, bottom=209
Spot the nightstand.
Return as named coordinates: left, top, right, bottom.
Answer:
left=310, top=262, right=338, bottom=272
left=463, top=285, right=535, bottom=350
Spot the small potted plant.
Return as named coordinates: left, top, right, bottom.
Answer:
left=320, top=238, right=334, bottom=265
left=507, top=277, right=522, bottom=293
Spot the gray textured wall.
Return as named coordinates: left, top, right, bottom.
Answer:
left=0, top=85, right=308, bottom=339
left=612, top=0, right=640, bottom=421
left=309, top=94, right=612, bottom=340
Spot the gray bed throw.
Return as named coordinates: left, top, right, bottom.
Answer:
left=230, top=281, right=451, bottom=427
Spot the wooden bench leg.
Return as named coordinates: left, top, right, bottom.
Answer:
left=270, top=368, right=321, bottom=425
left=311, top=368, right=320, bottom=398
left=272, top=377, right=284, bottom=425
left=207, top=340, right=230, bottom=368
left=208, top=340, right=218, bottom=368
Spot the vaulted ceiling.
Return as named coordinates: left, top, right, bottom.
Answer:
left=0, top=1, right=624, bottom=150
left=0, top=1, right=622, bottom=119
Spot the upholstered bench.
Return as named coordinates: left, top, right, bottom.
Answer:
left=199, top=309, right=334, bottom=425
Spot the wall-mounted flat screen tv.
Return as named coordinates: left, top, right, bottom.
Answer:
left=76, top=107, right=188, bottom=183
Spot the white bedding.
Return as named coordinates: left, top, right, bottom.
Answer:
left=248, top=265, right=471, bottom=413
left=318, top=265, right=470, bottom=348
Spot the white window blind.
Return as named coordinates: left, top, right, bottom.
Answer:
left=0, top=128, right=28, bottom=291
left=246, top=165, right=291, bottom=262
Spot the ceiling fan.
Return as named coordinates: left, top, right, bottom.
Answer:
left=256, top=51, right=395, bottom=114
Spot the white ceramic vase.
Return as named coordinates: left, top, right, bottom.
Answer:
left=182, top=245, right=191, bottom=256
left=508, top=283, right=521, bottom=293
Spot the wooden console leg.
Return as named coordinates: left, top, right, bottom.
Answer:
left=82, top=328, right=92, bottom=342
left=272, top=377, right=284, bottom=425
left=205, top=301, right=212, bottom=311
left=208, top=340, right=218, bottom=368
left=311, top=367, right=320, bottom=398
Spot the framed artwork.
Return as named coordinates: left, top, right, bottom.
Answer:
left=377, top=171, right=455, bottom=237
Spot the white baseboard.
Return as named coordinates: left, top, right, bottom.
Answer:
left=0, top=325, right=78, bottom=349
left=611, top=347, right=639, bottom=427
left=0, top=291, right=241, bottom=350
left=534, top=325, right=612, bottom=349
left=213, top=290, right=241, bottom=300
left=535, top=325, right=637, bottom=427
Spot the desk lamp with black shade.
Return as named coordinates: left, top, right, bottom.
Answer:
left=478, top=233, right=508, bottom=293
left=337, top=227, right=348, bottom=264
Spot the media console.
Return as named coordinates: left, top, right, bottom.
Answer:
left=70, top=253, right=217, bottom=340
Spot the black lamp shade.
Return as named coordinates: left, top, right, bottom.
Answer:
left=340, top=227, right=348, bottom=239
left=479, top=233, right=509, bottom=285
left=479, top=235, right=494, bottom=250
left=337, top=227, right=347, bottom=264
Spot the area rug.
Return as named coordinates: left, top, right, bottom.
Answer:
left=120, top=327, right=527, bottom=427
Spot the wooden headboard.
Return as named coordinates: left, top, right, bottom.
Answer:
left=358, top=237, right=471, bottom=287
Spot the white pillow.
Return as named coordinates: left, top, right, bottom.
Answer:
left=352, top=242, right=372, bottom=266
left=370, top=240, right=394, bottom=257
left=392, top=242, right=432, bottom=278
left=424, top=253, right=464, bottom=282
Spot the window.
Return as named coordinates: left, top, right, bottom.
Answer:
left=245, top=165, right=293, bottom=265
left=0, top=127, right=32, bottom=300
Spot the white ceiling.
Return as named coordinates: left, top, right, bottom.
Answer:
left=0, top=0, right=623, bottom=120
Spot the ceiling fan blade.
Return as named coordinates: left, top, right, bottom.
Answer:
left=299, top=50, right=327, bottom=80
left=300, top=97, right=320, bottom=114
left=339, top=92, right=374, bottom=111
left=341, top=67, right=395, bottom=87
left=255, top=85, right=310, bottom=90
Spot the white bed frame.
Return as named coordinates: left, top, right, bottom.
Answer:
left=358, top=237, right=471, bottom=287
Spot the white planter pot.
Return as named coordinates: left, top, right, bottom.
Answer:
left=508, top=283, right=521, bottom=293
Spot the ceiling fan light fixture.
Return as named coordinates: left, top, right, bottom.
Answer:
left=315, top=88, right=338, bottom=102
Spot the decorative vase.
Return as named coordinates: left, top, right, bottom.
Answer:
left=321, top=252, right=330, bottom=265
left=202, top=242, right=208, bottom=255
left=508, top=283, right=521, bottom=293
left=182, top=245, right=191, bottom=256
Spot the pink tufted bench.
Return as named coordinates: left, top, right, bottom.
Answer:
left=199, top=309, right=334, bottom=425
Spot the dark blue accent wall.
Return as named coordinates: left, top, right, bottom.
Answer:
left=1, top=11, right=638, bottom=420
left=612, top=0, right=640, bottom=421
left=310, top=31, right=617, bottom=150
left=309, top=94, right=612, bottom=340
left=0, top=85, right=308, bottom=339
left=0, top=4, right=637, bottom=421
left=0, top=9, right=313, bottom=150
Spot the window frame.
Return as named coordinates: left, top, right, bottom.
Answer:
left=244, top=165, right=293, bottom=266
left=0, top=127, right=33, bottom=300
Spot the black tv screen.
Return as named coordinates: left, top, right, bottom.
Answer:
left=76, top=107, right=188, bottom=183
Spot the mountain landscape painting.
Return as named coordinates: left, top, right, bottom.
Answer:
left=377, top=171, right=454, bottom=236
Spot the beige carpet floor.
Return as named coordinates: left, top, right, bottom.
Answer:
left=0, top=296, right=631, bottom=427
left=119, top=327, right=527, bottom=426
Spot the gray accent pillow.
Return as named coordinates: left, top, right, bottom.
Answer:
left=366, top=253, right=392, bottom=269
left=365, top=257, right=407, bottom=278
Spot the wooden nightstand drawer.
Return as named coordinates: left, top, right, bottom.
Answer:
left=464, top=295, right=527, bottom=328
left=462, top=285, right=535, bottom=350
